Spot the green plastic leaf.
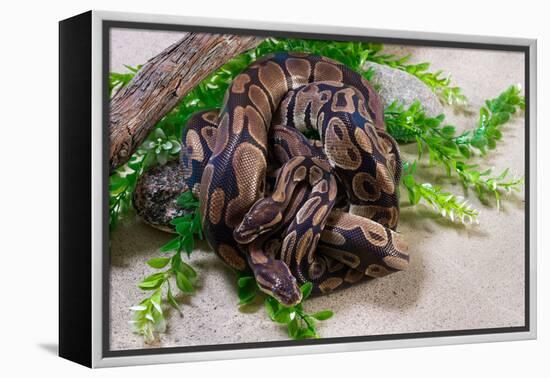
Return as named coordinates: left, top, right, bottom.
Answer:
left=403, top=174, right=415, bottom=188
left=160, top=238, right=181, bottom=253
left=311, top=310, right=334, bottom=321
left=129, top=305, right=147, bottom=312
left=238, top=276, right=255, bottom=288
left=143, top=141, right=156, bottom=150
left=287, top=317, right=299, bottom=338
left=300, top=282, right=313, bottom=300
left=147, top=257, right=171, bottom=269
left=273, top=308, right=292, bottom=324
left=170, top=141, right=182, bottom=154
left=176, top=192, right=200, bottom=210
left=175, top=271, right=195, bottom=294
left=157, top=150, right=168, bottom=166
left=238, top=286, right=257, bottom=305
left=178, top=261, right=198, bottom=281
left=175, top=222, right=192, bottom=235
left=167, top=287, right=182, bottom=314
left=150, top=288, right=163, bottom=314
left=441, top=125, right=456, bottom=137
left=458, top=145, right=471, bottom=159
left=303, top=315, right=316, bottom=330
left=181, top=235, right=195, bottom=256
left=296, top=327, right=317, bottom=340
left=138, top=273, right=165, bottom=290
left=265, top=297, right=280, bottom=319
left=109, top=175, right=128, bottom=191
left=154, top=128, right=166, bottom=139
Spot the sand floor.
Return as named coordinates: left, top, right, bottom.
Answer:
left=109, top=28, right=526, bottom=351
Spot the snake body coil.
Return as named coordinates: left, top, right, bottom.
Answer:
left=181, top=52, right=409, bottom=305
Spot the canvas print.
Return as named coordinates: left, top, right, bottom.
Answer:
left=107, top=26, right=527, bottom=352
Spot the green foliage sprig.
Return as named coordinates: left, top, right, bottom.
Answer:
left=138, top=128, right=182, bottom=166
left=238, top=277, right=333, bottom=340
left=129, top=251, right=198, bottom=343
left=130, top=192, right=202, bottom=342
left=265, top=282, right=333, bottom=340
left=109, top=155, right=145, bottom=230
left=401, top=161, right=479, bottom=223
left=129, top=288, right=166, bottom=344
left=403, top=63, right=467, bottom=107
left=237, top=274, right=261, bottom=305
left=160, top=191, right=203, bottom=256
left=454, top=85, right=525, bottom=155
left=384, top=90, right=524, bottom=209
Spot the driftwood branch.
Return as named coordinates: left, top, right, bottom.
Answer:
left=109, top=33, right=264, bottom=171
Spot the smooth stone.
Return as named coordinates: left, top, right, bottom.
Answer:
left=364, top=61, right=444, bottom=118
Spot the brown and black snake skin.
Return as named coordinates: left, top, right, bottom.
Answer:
left=181, top=52, right=409, bottom=305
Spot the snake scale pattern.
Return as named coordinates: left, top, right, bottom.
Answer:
left=181, top=52, right=409, bottom=305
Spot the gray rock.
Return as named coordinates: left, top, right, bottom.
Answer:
left=133, top=160, right=190, bottom=233
left=364, top=61, right=444, bottom=118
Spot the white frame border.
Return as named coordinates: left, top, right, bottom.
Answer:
left=90, top=10, right=537, bottom=368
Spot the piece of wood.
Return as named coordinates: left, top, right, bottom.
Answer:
left=109, top=33, right=264, bottom=171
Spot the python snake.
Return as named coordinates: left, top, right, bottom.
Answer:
left=182, top=52, right=409, bottom=305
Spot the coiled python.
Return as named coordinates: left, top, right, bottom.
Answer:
left=182, top=52, right=409, bottom=305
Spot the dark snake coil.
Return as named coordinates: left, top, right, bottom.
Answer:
left=181, top=52, right=409, bottom=305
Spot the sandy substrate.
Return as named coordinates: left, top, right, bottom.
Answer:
left=109, top=28, right=526, bottom=351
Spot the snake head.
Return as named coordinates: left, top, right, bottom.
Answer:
left=255, top=260, right=303, bottom=307
left=234, top=199, right=283, bottom=244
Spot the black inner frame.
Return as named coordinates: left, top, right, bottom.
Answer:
left=102, top=20, right=531, bottom=358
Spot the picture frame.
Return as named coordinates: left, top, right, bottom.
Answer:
left=59, top=10, right=537, bottom=368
